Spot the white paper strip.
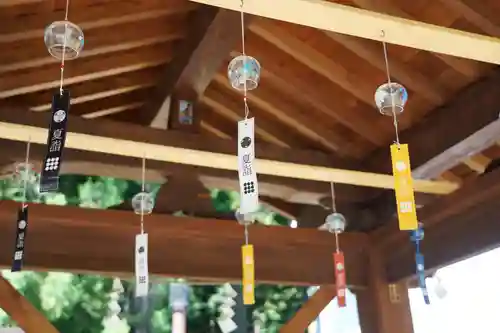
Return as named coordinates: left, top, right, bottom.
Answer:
left=238, top=117, right=259, bottom=214
left=135, top=233, right=149, bottom=297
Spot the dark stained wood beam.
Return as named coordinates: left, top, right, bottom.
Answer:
left=280, top=286, right=336, bottom=333
left=375, top=167, right=500, bottom=282
left=0, top=275, right=59, bottom=333
left=0, top=201, right=369, bottom=286
left=0, top=107, right=375, bottom=206
left=139, top=6, right=244, bottom=126
left=363, top=68, right=500, bottom=225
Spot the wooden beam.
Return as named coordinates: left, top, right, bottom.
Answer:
left=0, top=111, right=457, bottom=194
left=189, top=0, right=500, bottom=64
left=0, top=201, right=368, bottom=286
left=412, top=120, right=500, bottom=179
left=279, top=286, right=336, bottom=333
left=377, top=167, right=500, bottom=282
left=139, top=7, right=244, bottom=125
left=0, top=107, right=375, bottom=205
left=0, top=275, right=59, bottom=333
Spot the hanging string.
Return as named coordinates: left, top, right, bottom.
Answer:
left=21, top=138, right=31, bottom=209
left=59, top=0, right=70, bottom=95
left=330, top=182, right=340, bottom=253
left=239, top=0, right=250, bottom=120
left=244, top=224, right=249, bottom=245
left=140, top=156, right=146, bottom=235
left=380, top=30, right=400, bottom=147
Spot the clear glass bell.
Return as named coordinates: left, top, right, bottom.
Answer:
left=131, top=192, right=154, bottom=215
left=374, top=82, right=408, bottom=116
left=44, top=20, right=84, bottom=60
left=227, top=55, right=261, bottom=91
left=410, top=223, right=424, bottom=242
left=235, top=208, right=255, bottom=226
left=12, top=163, right=38, bottom=187
left=324, top=212, right=347, bottom=233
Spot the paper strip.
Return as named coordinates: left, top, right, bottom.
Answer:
left=390, top=143, right=418, bottom=230
left=135, top=233, right=149, bottom=297
left=333, top=251, right=346, bottom=307
left=238, top=118, right=259, bottom=214
left=40, top=90, right=70, bottom=192
left=416, top=252, right=430, bottom=304
left=241, top=244, right=255, bottom=305
left=11, top=206, right=28, bottom=272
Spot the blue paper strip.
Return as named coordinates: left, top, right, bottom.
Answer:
left=415, top=251, right=430, bottom=305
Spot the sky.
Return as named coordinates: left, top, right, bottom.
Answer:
left=310, top=246, right=500, bottom=333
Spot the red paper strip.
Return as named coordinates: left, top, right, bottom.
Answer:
left=333, top=252, right=346, bottom=307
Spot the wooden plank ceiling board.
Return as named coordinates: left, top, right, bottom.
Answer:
left=0, top=201, right=369, bottom=286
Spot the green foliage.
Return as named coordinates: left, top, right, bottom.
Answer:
left=0, top=174, right=305, bottom=332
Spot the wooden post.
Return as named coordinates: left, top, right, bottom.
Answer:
left=356, top=245, right=414, bottom=333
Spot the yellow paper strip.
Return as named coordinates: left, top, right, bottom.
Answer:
left=390, top=144, right=418, bottom=230
left=241, top=244, right=255, bottom=305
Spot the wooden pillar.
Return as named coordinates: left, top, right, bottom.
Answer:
left=356, top=245, right=414, bottom=333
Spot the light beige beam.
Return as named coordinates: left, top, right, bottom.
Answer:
left=190, top=0, right=500, bottom=64
left=0, top=121, right=459, bottom=194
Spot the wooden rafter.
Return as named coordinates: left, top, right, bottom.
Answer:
left=438, top=0, right=500, bottom=37
left=190, top=0, right=500, bottom=64
left=0, top=201, right=369, bottom=286
left=0, top=275, right=59, bottom=333
left=139, top=7, right=244, bottom=126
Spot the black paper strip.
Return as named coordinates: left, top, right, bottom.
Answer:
left=11, top=205, right=28, bottom=272
left=40, top=90, right=70, bottom=192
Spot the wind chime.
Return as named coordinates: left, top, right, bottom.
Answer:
left=131, top=157, right=154, bottom=298
left=228, top=0, right=261, bottom=306
left=41, top=0, right=84, bottom=193
left=374, top=31, right=429, bottom=304
left=10, top=141, right=33, bottom=272
left=321, top=183, right=347, bottom=307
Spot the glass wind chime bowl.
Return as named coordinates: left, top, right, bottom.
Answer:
left=235, top=208, right=255, bottom=226
left=131, top=192, right=155, bottom=215
left=374, top=82, right=408, bottom=116
left=44, top=20, right=84, bottom=60
left=325, top=212, right=347, bottom=233
left=227, top=55, right=261, bottom=91
left=12, top=163, right=38, bottom=187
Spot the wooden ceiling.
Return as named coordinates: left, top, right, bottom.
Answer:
left=1, top=0, right=500, bottom=231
